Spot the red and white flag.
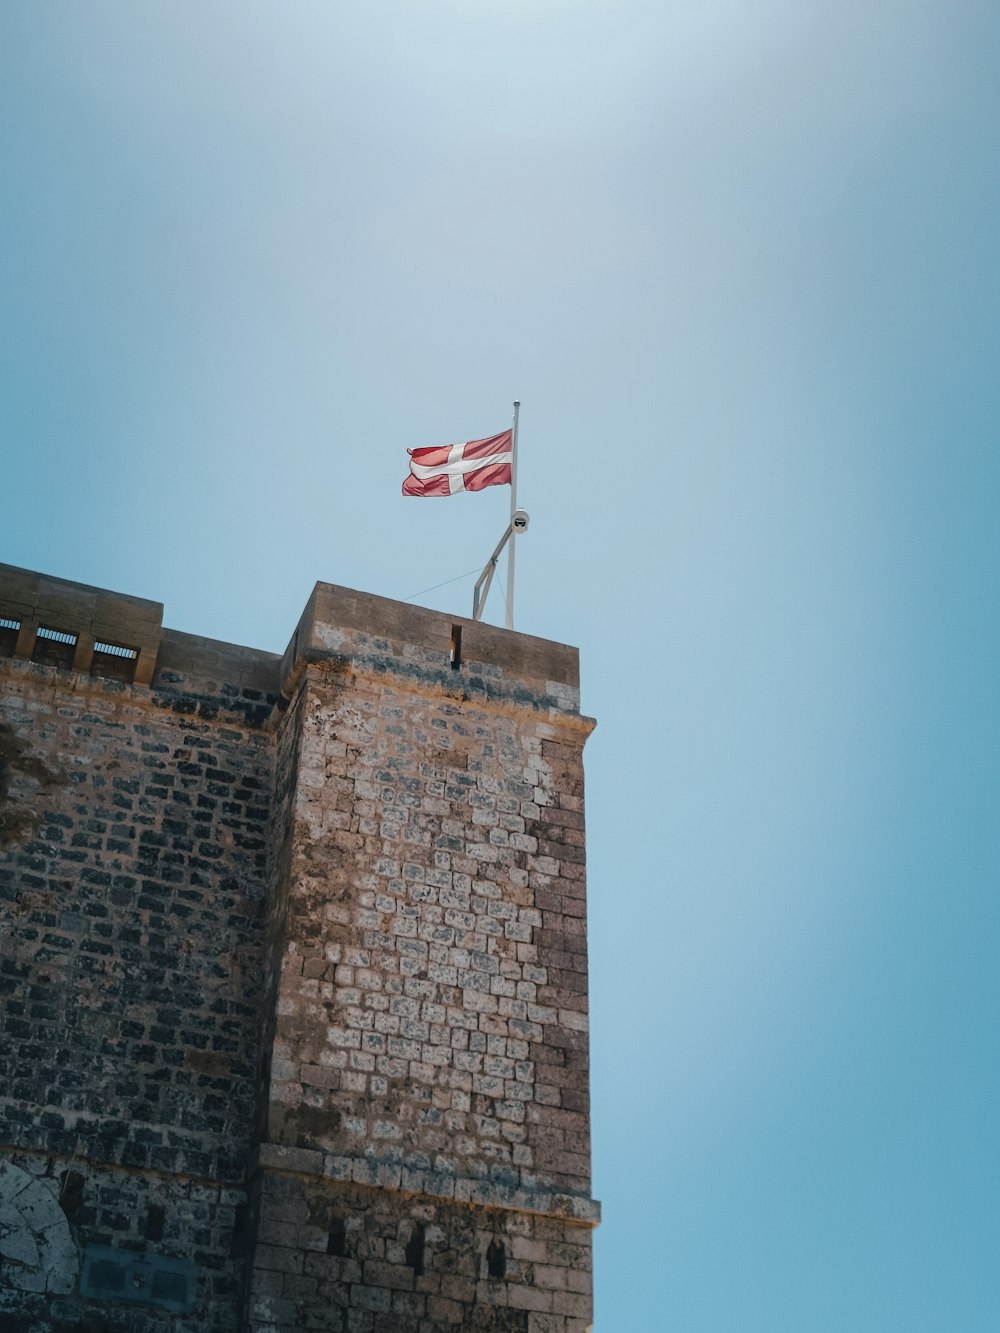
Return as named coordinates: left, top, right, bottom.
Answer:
left=402, top=429, right=513, bottom=497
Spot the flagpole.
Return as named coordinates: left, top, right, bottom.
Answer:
left=505, top=400, right=520, bottom=630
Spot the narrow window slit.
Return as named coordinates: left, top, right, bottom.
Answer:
left=58, top=1169, right=85, bottom=1218
left=405, top=1221, right=426, bottom=1277
left=486, top=1238, right=507, bottom=1279
left=144, top=1203, right=165, bottom=1241
left=326, top=1216, right=347, bottom=1257
left=231, top=1203, right=250, bottom=1258
left=450, top=625, right=462, bottom=670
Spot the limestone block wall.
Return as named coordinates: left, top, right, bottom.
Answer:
left=267, top=669, right=593, bottom=1203
left=247, top=586, right=597, bottom=1332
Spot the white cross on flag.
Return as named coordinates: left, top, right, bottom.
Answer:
left=402, top=430, right=513, bottom=497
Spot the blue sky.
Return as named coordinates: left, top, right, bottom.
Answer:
left=2, top=3, right=998, bottom=1328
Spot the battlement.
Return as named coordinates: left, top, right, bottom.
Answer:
left=0, top=562, right=164, bottom=685
left=0, top=563, right=583, bottom=721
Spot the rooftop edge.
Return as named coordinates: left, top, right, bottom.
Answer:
left=0, top=566, right=583, bottom=716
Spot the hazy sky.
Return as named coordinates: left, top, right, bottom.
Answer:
left=2, top=3, right=998, bottom=1329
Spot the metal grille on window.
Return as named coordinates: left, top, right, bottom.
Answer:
left=32, top=625, right=78, bottom=669
left=92, top=639, right=140, bottom=683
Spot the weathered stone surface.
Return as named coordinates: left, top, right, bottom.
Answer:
left=242, top=1175, right=593, bottom=1333
left=0, top=1162, right=78, bottom=1299
left=266, top=668, right=593, bottom=1199
left=1, top=566, right=597, bottom=1331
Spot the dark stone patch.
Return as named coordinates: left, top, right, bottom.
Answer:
left=0, top=722, right=67, bottom=846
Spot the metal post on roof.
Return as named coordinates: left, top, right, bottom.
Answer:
left=505, top=400, right=521, bottom=629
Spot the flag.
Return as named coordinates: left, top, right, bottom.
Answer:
left=402, top=429, right=513, bottom=497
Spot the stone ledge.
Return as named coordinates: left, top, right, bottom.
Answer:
left=251, top=1144, right=601, bottom=1226
left=273, top=655, right=596, bottom=736
left=253, top=1143, right=325, bottom=1176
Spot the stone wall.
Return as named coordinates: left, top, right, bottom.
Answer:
left=0, top=567, right=597, bottom=1332
left=0, top=597, right=279, bottom=1331
left=0, top=1151, right=246, bottom=1332
left=266, top=662, right=593, bottom=1201
left=246, top=1173, right=593, bottom=1332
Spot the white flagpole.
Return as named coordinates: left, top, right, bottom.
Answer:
left=505, top=399, right=520, bottom=630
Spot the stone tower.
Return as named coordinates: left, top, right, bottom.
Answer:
left=248, top=583, right=598, bottom=1331
left=0, top=565, right=598, bottom=1332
